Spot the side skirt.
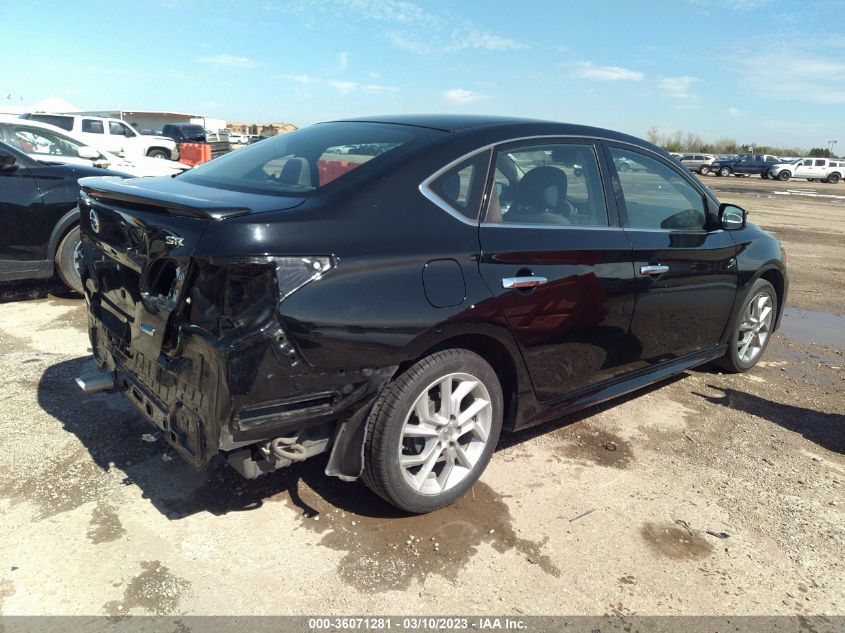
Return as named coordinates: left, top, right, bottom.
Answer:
left=517, top=344, right=727, bottom=431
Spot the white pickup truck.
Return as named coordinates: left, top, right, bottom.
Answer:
left=20, top=113, right=179, bottom=161
left=768, top=158, right=843, bottom=184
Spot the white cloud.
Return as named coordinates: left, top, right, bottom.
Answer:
left=442, top=88, right=489, bottom=104
left=279, top=74, right=397, bottom=94
left=738, top=55, right=845, bottom=103
left=675, top=104, right=700, bottom=110
left=388, top=28, right=524, bottom=54
left=660, top=75, right=698, bottom=99
left=727, top=107, right=743, bottom=117
left=197, top=53, right=258, bottom=68
left=567, top=61, right=644, bottom=82
left=338, top=51, right=349, bottom=70
left=687, top=0, right=773, bottom=10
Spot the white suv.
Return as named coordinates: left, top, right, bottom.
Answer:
left=20, top=113, right=179, bottom=161
left=769, top=158, right=843, bottom=184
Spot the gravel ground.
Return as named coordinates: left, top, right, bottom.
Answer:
left=0, top=175, right=842, bottom=617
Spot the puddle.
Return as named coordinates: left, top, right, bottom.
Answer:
left=103, top=560, right=190, bottom=617
left=555, top=424, right=633, bottom=469
left=158, top=458, right=558, bottom=592
left=640, top=522, right=714, bottom=560
left=87, top=503, right=127, bottom=544
left=779, top=308, right=845, bottom=350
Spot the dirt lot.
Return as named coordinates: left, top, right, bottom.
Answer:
left=0, top=175, right=842, bottom=618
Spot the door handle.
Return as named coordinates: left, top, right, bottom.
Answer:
left=640, top=264, right=669, bottom=276
left=502, top=276, right=548, bottom=289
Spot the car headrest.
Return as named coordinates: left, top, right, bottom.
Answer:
left=278, top=157, right=312, bottom=187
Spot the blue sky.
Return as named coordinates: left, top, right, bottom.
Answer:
left=2, top=0, right=844, bottom=148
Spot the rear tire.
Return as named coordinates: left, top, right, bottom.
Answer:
left=362, top=349, right=503, bottom=513
left=718, top=278, right=777, bottom=373
left=828, top=173, right=841, bottom=184
left=55, top=226, right=83, bottom=294
left=699, top=165, right=710, bottom=175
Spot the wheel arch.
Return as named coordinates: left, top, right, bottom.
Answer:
left=758, top=266, right=787, bottom=330
left=47, top=206, right=81, bottom=262
left=394, top=331, right=523, bottom=431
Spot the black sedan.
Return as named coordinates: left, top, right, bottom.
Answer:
left=76, top=115, right=788, bottom=513
left=0, top=141, right=126, bottom=293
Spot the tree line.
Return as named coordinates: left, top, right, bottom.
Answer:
left=645, top=127, right=837, bottom=158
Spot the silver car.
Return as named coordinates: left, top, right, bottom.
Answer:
left=680, top=153, right=717, bottom=175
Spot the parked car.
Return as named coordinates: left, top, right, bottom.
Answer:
left=161, top=124, right=231, bottom=159
left=75, top=115, right=788, bottom=513
left=0, top=141, right=128, bottom=292
left=0, top=117, right=189, bottom=178
left=20, top=113, right=178, bottom=161
left=679, top=153, right=716, bottom=175
left=769, top=158, right=843, bottom=184
left=228, top=133, right=248, bottom=144
left=710, top=153, right=781, bottom=178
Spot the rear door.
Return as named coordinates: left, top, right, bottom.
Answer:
left=477, top=139, right=638, bottom=402
left=604, top=144, right=738, bottom=364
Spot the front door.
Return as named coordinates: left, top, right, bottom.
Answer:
left=478, top=140, right=638, bottom=402
left=604, top=144, right=738, bottom=364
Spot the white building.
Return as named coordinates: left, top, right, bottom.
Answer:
left=80, top=110, right=228, bottom=134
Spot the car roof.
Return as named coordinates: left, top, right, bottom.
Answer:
left=325, top=114, right=657, bottom=149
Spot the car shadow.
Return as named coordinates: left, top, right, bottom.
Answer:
left=693, top=384, right=844, bottom=454
left=37, top=356, right=421, bottom=521
left=39, top=356, right=697, bottom=521
left=0, top=279, right=78, bottom=304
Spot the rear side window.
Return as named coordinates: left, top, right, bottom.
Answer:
left=815, top=159, right=826, bottom=167
left=28, top=114, right=73, bottom=131
left=82, top=119, right=104, bottom=134
left=610, top=147, right=706, bottom=231
left=179, top=122, right=417, bottom=196
left=427, top=152, right=489, bottom=221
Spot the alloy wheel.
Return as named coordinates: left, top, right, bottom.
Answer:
left=737, top=292, right=774, bottom=364
left=398, top=372, right=492, bottom=495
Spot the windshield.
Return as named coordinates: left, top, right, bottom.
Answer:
left=6, top=123, right=88, bottom=159
left=178, top=122, right=417, bottom=196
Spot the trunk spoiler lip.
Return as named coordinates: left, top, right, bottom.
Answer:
left=78, top=176, right=306, bottom=221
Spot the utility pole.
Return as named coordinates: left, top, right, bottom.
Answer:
left=828, top=139, right=838, bottom=158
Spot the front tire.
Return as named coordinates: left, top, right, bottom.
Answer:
left=718, top=278, right=777, bottom=373
left=55, top=226, right=83, bottom=294
left=778, top=171, right=791, bottom=181
left=719, top=167, right=732, bottom=177
left=147, top=149, right=169, bottom=159
left=362, top=349, right=503, bottom=513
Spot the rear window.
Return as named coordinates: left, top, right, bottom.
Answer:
left=179, top=122, right=417, bottom=196
left=28, top=114, right=73, bottom=131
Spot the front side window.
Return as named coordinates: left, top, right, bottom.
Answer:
left=8, top=124, right=82, bottom=157
left=82, top=119, right=104, bottom=134
left=484, top=142, right=608, bottom=227
left=610, top=147, right=707, bottom=231
left=179, top=122, right=418, bottom=196
left=109, top=121, right=134, bottom=137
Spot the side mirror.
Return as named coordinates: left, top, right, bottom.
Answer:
left=0, top=151, right=16, bottom=170
left=719, top=203, right=747, bottom=230
left=77, top=146, right=100, bottom=160
left=93, top=159, right=111, bottom=169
